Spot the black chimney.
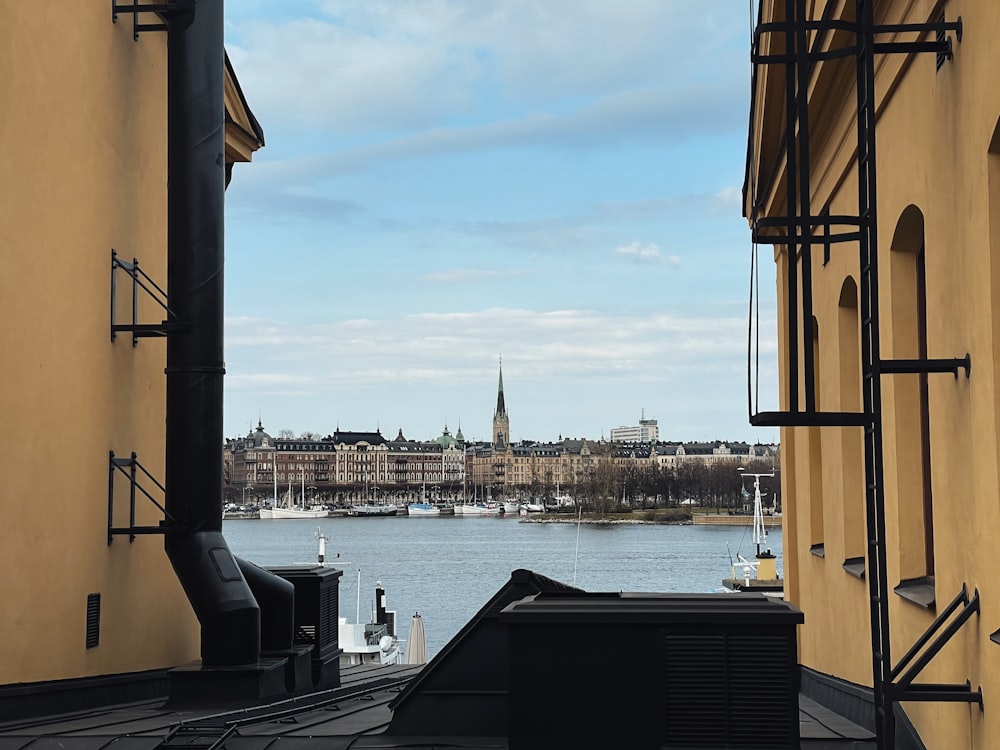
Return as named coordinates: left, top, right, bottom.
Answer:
left=164, top=0, right=260, bottom=667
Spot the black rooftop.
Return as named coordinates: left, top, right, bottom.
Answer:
left=1, top=572, right=875, bottom=749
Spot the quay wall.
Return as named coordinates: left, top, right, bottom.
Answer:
left=691, top=514, right=782, bottom=528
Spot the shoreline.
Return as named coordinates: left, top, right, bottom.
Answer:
left=223, top=511, right=781, bottom=527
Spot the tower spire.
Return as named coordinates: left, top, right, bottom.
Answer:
left=493, top=356, right=509, bottom=449
left=495, top=355, right=506, bottom=417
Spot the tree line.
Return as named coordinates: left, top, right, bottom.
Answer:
left=572, top=459, right=780, bottom=515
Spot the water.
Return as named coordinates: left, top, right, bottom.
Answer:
left=223, top=515, right=782, bottom=659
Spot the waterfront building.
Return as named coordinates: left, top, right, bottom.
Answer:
left=647, top=441, right=777, bottom=469
left=329, top=429, right=390, bottom=499
left=386, top=428, right=465, bottom=495
left=222, top=378, right=778, bottom=502
left=227, top=423, right=338, bottom=503
left=435, top=426, right=467, bottom=492
left=226, top=424, right=472, bottom=502
left=746, top=2, right=999, bottom=747
left=610, top=413, right=660, bottom=442
left=386, top=429, right=428, bottom=490
left=272, top=436, right=335, bottom=502
left=558, top=438, right=599, bottom=488
left=228, top=420, right=277, bottom=501
left=0, top=5, right=264, bottom=700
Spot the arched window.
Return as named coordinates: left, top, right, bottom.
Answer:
left=838, top=277, right=865, bottom=568
left=890, top=205, right=934, bottom=580
left=808, top=317, right=825, bottom=553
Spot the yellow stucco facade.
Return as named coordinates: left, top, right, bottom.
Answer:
left=749, top=1, right=1000, bottom=747
left=0, top=6, right=261, bottom=686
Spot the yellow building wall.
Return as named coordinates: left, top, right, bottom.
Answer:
left=0, top=7, right=201, bottom=683
left=757, top=1, right=1000, bottom=747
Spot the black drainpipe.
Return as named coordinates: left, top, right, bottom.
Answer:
left=164, top=0, right=279, bottom=667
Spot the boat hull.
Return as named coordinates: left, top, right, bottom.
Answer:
left=722, top=578, right=784, bottom=598
left=269, top=507, right=329, bottom=519
left=455, top=503, right=501, bottom=515
left=348, top=504, right=399, bottom=517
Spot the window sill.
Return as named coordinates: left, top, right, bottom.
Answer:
left=810, top=543, right=825, bottom=558
left=894, top=577, right=936, bottom=609
left=842, top=557, right=865, bottom=579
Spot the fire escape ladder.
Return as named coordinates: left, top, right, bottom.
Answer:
left=746, top=3, right=963, bottom=748
left=111, top=249, right=187, bottom=346
left=108, top=451, right=177, bottom=544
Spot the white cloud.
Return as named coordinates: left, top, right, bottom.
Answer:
left=223, top=305, right=781, bottom=442
left=218, top=3, right=769, bottom=443
left=226, top=1, right=747, bottom=137
left=226, top=306, right=761, bottom=382
left=614, top=241, right=662, bottom=260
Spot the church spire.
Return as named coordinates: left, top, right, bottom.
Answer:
left=493, top=356, right=509, bottom=449
left=495, top=356, right=506, bottom=418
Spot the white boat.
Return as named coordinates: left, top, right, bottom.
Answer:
left=502, top=499, right=521, bottom=514
left=523, top=500, right=545, bottom=513
left=455, top=502, right=502, bottom=515
left=456, top=482, right=501, bottom=515
left=407, top=484, right=441, bottom=516
left=339, top=573, right=403, bottom=668
left=261, top=472, right=329, bottom=518
left=271, top=505, right=328, bottom=519
left=349, top=503, right=398, bottom=517
left=722, top=470, right=783, bottom=598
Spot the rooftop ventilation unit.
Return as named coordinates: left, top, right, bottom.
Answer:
left=502, top=592, right=803, bottom=750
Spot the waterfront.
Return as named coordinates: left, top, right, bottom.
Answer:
left=224, top=515, right=782, bottom=660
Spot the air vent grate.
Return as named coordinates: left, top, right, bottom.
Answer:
left=664, top=631, right=795, bottom=748
left=318, top=584, right=338, bottom=649
left=86, top=593, right=101, bottom=649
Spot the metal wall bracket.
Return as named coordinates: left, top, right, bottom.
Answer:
left=111, top=249, right=186, bottom=346
left=111, top=0, right=193, bottom=41
left=108, top=451, right=177, bottom=544
left=889, top=585, right=982, bottom=708
left=880, top=354, right=971, bottom=379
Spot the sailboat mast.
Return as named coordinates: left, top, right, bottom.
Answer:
left=737, top=469, right=775, bottom=555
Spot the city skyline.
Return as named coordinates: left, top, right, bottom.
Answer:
left=221, top=2, right=781, bottom=445
left=231, top=409, right=777, bottom=449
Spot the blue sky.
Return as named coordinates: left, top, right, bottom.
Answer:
left=221, top=1, right=779, bottom=445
